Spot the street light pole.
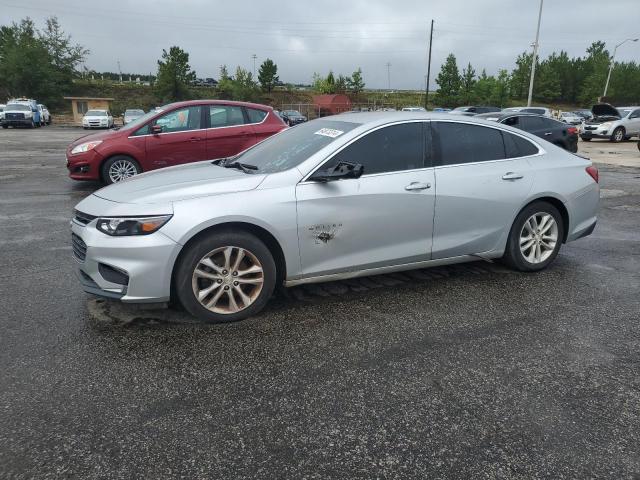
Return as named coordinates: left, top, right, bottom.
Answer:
left=526, top=0, right=544, bottom=107
left=252, top=54, right=257, bottom=78
left=603, top=38, right=638, bottom=98
left=386, top=62, right=392, bottom=91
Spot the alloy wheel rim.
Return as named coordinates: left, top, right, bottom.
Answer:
left=108, top=160, right=137, bottom=182
left=615, top=130, right=623, bottom=141
left=192, top=246, right=264, bottom=314
left=519, top=212, right=558, bottom=264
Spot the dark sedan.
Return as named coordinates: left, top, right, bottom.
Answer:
left=281, top=110, right=307, bottom=126
left=476, top=112, right=578, bottom=153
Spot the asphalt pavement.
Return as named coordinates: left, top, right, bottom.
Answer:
left=1, top=127, right=639, bottom=479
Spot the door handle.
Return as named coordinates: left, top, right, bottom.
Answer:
left=544, top=132, right=553, bottom=136
left=405, top=182, right=431, bottom=191
left=189, top=137, right=202, bottom=142
left=502, top=172, right=523, bottom=181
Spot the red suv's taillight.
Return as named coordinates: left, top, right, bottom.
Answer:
left=567, top=126, right=578, bottom=135
left=586, top=165, right=599, bottom=183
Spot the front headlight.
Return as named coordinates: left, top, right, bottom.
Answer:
left=599, top=122, right=612, bottom=129
left=71, top=140, right=103, bottom=155
left=96, top=215, right=172, bottom=236
left=24, top=112, right=32, bottom=118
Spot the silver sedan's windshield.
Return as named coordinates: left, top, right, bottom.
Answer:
left=234, top=120, right=360, bottom=174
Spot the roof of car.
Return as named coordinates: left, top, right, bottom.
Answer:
left=474, top=112, right=550, bottom=120
left=330, top=111, right=544, bottom=127
left=162, top=99, right=274, bottom=111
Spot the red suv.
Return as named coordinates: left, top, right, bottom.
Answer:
left=66, top=100, right=287, bottom=184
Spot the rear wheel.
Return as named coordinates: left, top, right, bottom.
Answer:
left=611, top=127, right=625, bottom=142
left=502, top=201, right=564, bottom=272
left=175, top=230, right=276, bottom=323
left=101, top=155, right=141, bottom=184
left=581, top=137, right=591, bottom=142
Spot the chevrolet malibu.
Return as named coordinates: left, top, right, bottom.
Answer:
left=67, top=100, right=287, bottom=184
left=71, top=112, right=599, bottom=323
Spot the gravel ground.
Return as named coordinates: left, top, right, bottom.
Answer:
left=1, top=127, right=639, bottom=479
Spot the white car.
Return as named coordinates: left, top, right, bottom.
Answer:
left=0, top=104, right=5, bottom=125
left=38, top=104, right=51, bottom=125
left=502, top=106, right=552, bottom=117
left=402, top=106, right=427, bottom=112
left=82, top=110, right=114, bottom=129
left=123, top=109, right=145, bottom=125
left=559, top=111, right=582, bottom=125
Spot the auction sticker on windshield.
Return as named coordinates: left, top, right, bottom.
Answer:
left=314, top=128, right=344, bottom=138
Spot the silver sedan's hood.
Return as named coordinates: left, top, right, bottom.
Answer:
left=94, top=161, right=266, bottom=204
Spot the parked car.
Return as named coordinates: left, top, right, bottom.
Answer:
left=71, top=112, right=599, bottom=323
left=559, top=111, right=583, bottom=125
left=123, top=109, right=145, bottom=125
left=475, top=112, right=578, bottom=153
left=450, top=106, right=501, bottom=116
left=2, top=99, right=42, bottom=128
left=67, top=100, right=287, bottom=184
left=502, top=106, right=552, bottom=117
left=580, top=103, right=640, bottom=142
left=38, top=104, right=51, bottom=125
left=573, top=109, right=594, bottom=121
left=0, top=104, right=5, bottom=125
left=82, top=110, right=114, bottom=130
left=280, top=110, right=307, bottom=126
left=402, top=106, right=427, bottom=112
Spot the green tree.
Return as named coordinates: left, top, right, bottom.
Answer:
left=349, top=67, right=365, bottom=94
left=435, top=54, right=461, bottom=107
left=335, top=74, right=349, bottom=93
left=460, top=62, right=476, bottom=104
left=509, top=52, right=532, bottom=100
left=579, top=41, right=610, bottom=105
left=155, top=46, right=196, bottom=101
left=473, top=70, right=496, bottom=104
left=534, top=60, right=561, bottom=102
left=258, top=58, right=279, bottom=92
left=490, top=69, right=510, bottom=107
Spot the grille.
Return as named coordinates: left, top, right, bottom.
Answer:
left=584, top=126, right=597, bottom=130
left=6, top=113, right=25, bottom=120
left=71, top=233, right=87, bottom=262
left=74, top=210, right=96, bottom=225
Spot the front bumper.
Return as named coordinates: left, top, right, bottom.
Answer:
left=66, top=149, right=104, bottom=181
left=71, top=219, right=181, bottom=303
left=580, top=128, right=610, bottom=139
left=3, top=119, right=33, bottom=126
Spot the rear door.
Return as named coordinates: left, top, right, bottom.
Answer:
left=431, top=121, right=537, bottom=259
left=627, top=109, right=640, bottom=135
left=246, top=107, right=283, bottom=143
left=205, top=105, right=256, bottom=160
left=144, top=105, right=206, bottom=168
left=296, top=122, right=435, bottom=277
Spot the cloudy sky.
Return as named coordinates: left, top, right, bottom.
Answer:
left=1, top=0, right=639, bottom=89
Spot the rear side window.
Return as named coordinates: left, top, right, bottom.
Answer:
left=433, top=122, right=505, bottom=166
left=324, top=122, right=424, bottom=175
left=246, top=108, right=267, bottom=123
left=518, top=116, right=545, bottom=131
left=209, top=105, right=246, bottom=127
left=502, top=131, right=539, bottom=158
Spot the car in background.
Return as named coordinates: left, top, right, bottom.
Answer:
left=38, top=104, right=51, bottom=125
left=70, top=111, right=599, bottom=323
left=502, top=106, right=553, bottom=117
left=67, top=100, right=287, bottom=184
left=82, top=110, right=114, bottom=129
left=475, top=112, right=578, bottom=153
left=574, top=109, right=593, bottom=121
left=123, top=109, right=145, bottom=125
left=450, top=106, right=501, bottom=116
left=580, top=104, right=640, bottom=142
left=0, top=104, right=5, bottom=125
left=280, top=110, right=307, bottom=126
left=2, top=99, right=42, bottom=128
left=559, top=111, right=583, bottom=125
left=402, top=106, right=427, bottom=112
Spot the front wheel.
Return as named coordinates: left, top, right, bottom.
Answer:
left=611, top=127, right=625, bottom=142
left=581, top=137, right=591, bottom=142
left=502, top=201, right=564, bottom=272
left=101, top=155, right=141, bottom=184
left=175, top=231, right=276, bottom=323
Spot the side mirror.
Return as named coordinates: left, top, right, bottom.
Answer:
left=151, top=124, right=163, bottom=134
left=309, top=161, right=364, bottom=183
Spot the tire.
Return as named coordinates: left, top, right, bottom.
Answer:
left=100, top=155, right=141, bottom=184
left=83, top=127, right=88, bottom=130
left=29, top=120, right=35, bottom=129
left=611, top=127, right=625, bottom=142
left=2, top=125, right=7, bottom=129
left=174, top=230, right=276, bottom=323
left=581, top=137, right=591, bottom=142
left=502, top=201, right=564, bottom=272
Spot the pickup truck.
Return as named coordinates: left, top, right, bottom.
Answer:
left=2, top=99, right=42, bottom=128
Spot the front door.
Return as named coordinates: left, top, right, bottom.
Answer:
left=145, top=105, right=206, bottom=169
left=296, top=122, right=436, bottom=277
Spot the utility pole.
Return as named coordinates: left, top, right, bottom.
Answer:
left=252, top=54, right=257, bottom=78
left=386, top=62, right=392, bottom=91
left=424, top=19, right=434, bottom=110
left=603, top=38, right=638, bottom=98
left=117, top=60, right=122, bottom=83
left=526, top=0, right=543, bottom=107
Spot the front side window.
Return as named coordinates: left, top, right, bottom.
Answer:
left=432, top=122, right=505, bottom=166
left=629, top=109, right=640, bottom=119
left=154, top=106, right=202, bottom=133
left=209, top=106, right=245, bottom=127
left=323, top=122, right=424, bottom=175
left=246, top=108, right=267, bottom=123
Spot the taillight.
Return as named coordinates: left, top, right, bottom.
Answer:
left=586, top=166, right=599, bottom=183
left=567, top=126, right=578, bottom=135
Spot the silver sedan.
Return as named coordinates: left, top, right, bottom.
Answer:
left=71, top=112, right=600, bottom=323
